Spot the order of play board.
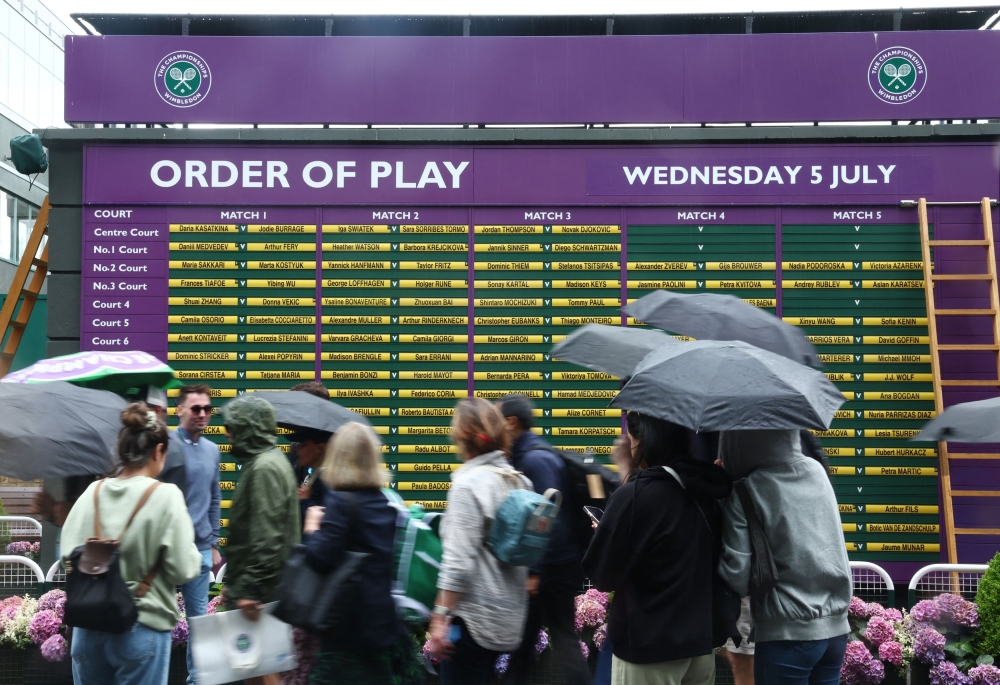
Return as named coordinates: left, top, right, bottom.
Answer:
left=83, top=205, right=937, bottom=560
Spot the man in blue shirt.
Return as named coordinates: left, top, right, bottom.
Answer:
left=499, top=394, right=591, bottom=685
left=166, top=384, right=221, bottom=685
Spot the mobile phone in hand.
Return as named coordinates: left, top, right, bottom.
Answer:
left=584, top=506, right=604, bottom=524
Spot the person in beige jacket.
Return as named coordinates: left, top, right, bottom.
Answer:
left=62, top=403, right=202, bottom=685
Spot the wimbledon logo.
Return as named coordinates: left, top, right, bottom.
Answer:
left=155, top=51, right=212, bottom=108
left=868, top=47, right=926, bottom=104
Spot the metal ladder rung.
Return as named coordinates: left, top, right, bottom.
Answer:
left=931, top=274, right=993, bottom=281
left=935, top=309, right=997, bottom=316
left=928, top=240, right=989, bottom=246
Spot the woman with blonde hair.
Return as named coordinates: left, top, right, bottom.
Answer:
left=301, top=421, right=423, bottom=685
left=428, top=398, right=533, bottom=684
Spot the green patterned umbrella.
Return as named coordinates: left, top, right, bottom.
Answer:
left=1, top=351, right=177, bottom=395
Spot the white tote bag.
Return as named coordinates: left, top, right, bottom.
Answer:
left=189, top=602, right=297, bottom=685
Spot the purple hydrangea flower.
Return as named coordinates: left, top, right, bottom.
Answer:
left=850, top=597, right=869, bottom=618
left=969, top=664, right=1000, bottom=685
left=495, top=653, right=511, bottom=677
left=879, top=641, right=903, bottom=667
left=535, top=629, right=549, bottom=655
left=5, top=541, right=32, bottom=556
left=171, top=618, right=189, bottom=646
left=421, top=638, right=440, bottom=667
left=867, top=603, right=886, bottom=619
left=30, top=542, right=39, bottom=554
left=911, top=600, right=944, bottom=624
left=863, top=658, right=886, bottom=683
left=844, top=641, right=874, bottom=667
left=865, top=616, right=896, bottom=647
left=40, top=634, right=67, bottom=662
left=952, top=601, right=980, bottom=629
left=883, top=609, right=904, bottom=624
left=38, top=590, right=66, bottom=618
left=841, top=640, right=886, bottom=685
left=914, top=626, right=947, bottom=664
left=28, top=610, right=61, bottom=645
left=580, top=641, right=590, bottom=659
left=930, top=661, right=973, bottom=685
left=176, top=592, right=185, bottom=614
left=593, top=624, right=608, bottom=651
left=580, top=589, right=610, bottom=609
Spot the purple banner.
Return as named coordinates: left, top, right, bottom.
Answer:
left=65, top=32, right=1000, bottom=124
left=83, top=144, right=998, bottom=206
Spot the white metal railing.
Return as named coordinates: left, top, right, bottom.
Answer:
left=908, top=563, right=988, bottom=605
left=0, top=516, right=42, bottom=540
left=850, top=561, right=896, bottom=606
left=45, top=560, right=65, bottom=585
left=214, top=563, right=226, bottom=584
left=0, top=555, right=44, bottom=597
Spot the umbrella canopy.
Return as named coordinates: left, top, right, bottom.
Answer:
left=610, top=340, right=845, bottom=431
left=913, top=397, right=1000, bottom=443
left=240, top=391, right=371, bottom=434
left=0, top=381, right=126, bottom=480
left=550, top=324, right=679, bottom=380
left=625, top=290, right=821, bottom=367
left=1, top=350, right=177, bottom=395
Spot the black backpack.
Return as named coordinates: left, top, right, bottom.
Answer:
left=64, top=481, right=163, bottom=634
left=544, top=447, right=620, bottom=548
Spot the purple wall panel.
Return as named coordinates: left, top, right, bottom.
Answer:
left=64, top=32, right=1000, bottom=125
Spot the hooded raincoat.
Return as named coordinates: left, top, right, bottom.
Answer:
left=222, top=395, right=300, bottom=604
left=718, top=430, right=851, bottom=643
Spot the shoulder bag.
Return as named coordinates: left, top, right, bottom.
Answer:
left=273, top=492, right=369, bottom=633
left=733, top=480, right=779, bottom=597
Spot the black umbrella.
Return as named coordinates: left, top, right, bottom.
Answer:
left=240, top=391, right=371, bottom=434
left=610, top=340, right=845, bottom=431
left=625, top=290, right=821, bottom=367
left=550, top=323, right=679, bottom=380
left=0, top=381, right=126, bottom=479
left=913, top=397, right=1000, bottom=443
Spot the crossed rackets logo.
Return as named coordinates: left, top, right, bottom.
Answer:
left=155, top=51, right=212, bottom=108
left=868, top=47, right=927, bottom=104
left=878, top=58, right=916, bottom=92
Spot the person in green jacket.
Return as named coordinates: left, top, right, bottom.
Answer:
left=221, top=395, right=300, bottom=684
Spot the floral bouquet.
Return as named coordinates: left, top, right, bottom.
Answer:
left=843, top=597, right=907, bottom=685
left=5, top=541, right=40, bottom=560
left=575, top=589, right=611, bottom=655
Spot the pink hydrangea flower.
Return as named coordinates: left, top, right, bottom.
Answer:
left=850, top=597, right=869, bottom=617
left=422, top=638, right=440, bottom=667
left=913, top=626, right=947, bottom=664
left=580, top=641, right=590, bottom=659
left=574, top=597, right=607, bottom=631
left=883, top=608, right=904, bottom=623
left=911, top=599, right=943, bottom=624
left=879, top=641, right=903, bottom=667
left=865, top=616, right=896, bottom=647
left=28, top=610, right=61, bottom=645
left=40, top=634, right=67, bottom=662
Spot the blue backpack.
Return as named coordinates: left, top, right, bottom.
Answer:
left=480, top=466, right=562, bottom=567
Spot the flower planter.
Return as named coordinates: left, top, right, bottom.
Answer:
left=168, top=646, right=188, bottom=685
left=0, top=646, right=23, bottom=685
left=23, top=644, right=72, bottom=685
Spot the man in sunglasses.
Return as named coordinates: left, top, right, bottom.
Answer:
left=166, top=383, right=221, bottom=685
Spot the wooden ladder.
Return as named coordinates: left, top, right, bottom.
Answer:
left=0, top=196, right=49, bottom=378
left=918, top=197, right=1000, bottom=563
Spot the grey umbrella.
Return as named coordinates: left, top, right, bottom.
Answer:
left=913, top=397, right=1000, bottom=443
left=241, top=390, right=371, bottom=433
left=550, top=323, right=679, bottom=379
left=625, top=290, right=821, bottom=367
left=0, top=381, right=126, bottom=480
left=610, top=340, right=845, bottom=431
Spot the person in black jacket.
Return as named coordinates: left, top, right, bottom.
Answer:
left=583, top=412, right=732, bottom=685
left=302, top=421, right=424, bottom=685
left=498, top=394, right=591, bottom=685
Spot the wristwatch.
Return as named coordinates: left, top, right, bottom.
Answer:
left=432, top=605, right=452, bottom=619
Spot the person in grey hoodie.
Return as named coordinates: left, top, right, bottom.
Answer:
left=429, top=398, right=533, bottom=684
left=717, top=430, right=852, bottom=685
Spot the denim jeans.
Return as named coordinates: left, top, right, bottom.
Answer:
left=71, top=623, right=171, bottom=685
left=439, top=617, right=501, bottom=685
left=180, top=548, right=214, bottom=684
left=754, top=635, right=849, bottom=685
